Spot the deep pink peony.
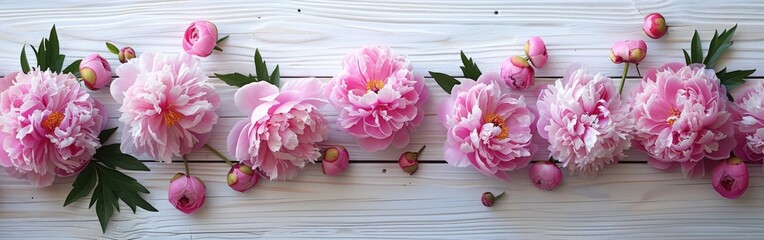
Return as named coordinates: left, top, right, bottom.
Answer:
left=228, top=79, right=329, bottom=180
left=111, top=52, right=220, bottom=163
left=327, top=46, right=428, bottom=152
left=0, top=70, right=106, bottom=187
left=731, top=81, right=764, bottom=167
left=536, top=67, right=633, bottom=177
left=182, top=21, right=218, bottom=58
left=438, top=73, right=535, bottom=180
left=168, top=173, right=206, bottom=214
left=632, top=63, right=735, bottom=178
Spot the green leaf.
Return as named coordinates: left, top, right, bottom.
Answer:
left=63, top=162, right=96, bottom=207
left=106, top=42, right=120, bottom=55
left=214, top=73, right=257, bottom=87
left=718, top=69, right=755, bottom=91
left=254, top=49, right=270, bottom=82
left=20, top=46, right=30, bottom=74
left=213, top=46, right=223, bottom=51
left=217, top=35, right=230, bottom=44
left=47, top=26, right=61, bottom=72
left=63, top=59, right=81, bottom=75
left=98, top=127, right=118, bottom=144
left=95, top=180, right=114, bottom=233
left=682, top=49, right=691, bottom=66
left=270, top=65, right=280, bottom=86
left=94, top=144, right=149, bottom=171
left=429, top=71, right=460, bottom=94
left=705, top=25, right=737, bottom=68
left=459, top=51, right=482, bottom=80
left=690, top=30, right=703, bottom=64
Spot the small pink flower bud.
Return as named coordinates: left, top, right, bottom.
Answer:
left=643, top=13, right=668, bottom=39
left=227, top=163, right=260, bottom=192
left=79, top=53, right=112, bottom=90
left=524, top=36, right=548, bottom=68
left=500, top=56, right=535, bottom=90
left=711, top=157, right=749, bottom=199
left=610, top=40, right=647, bottom=64
left=168, top=173, right=206, bottom=214
left=399, top=145, right=425, bottom=175
left=118, top=47, right=136, bottom=63
left=529, top=161, right=563, bottom=190
left=183, top=20, right=219, bottom=57
left=322, top=145, right=350, bottom=176
left=481, top=191, right=505, bottom=207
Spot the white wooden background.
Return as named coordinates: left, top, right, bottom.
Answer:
left=2, top=0, right=764, bottom=239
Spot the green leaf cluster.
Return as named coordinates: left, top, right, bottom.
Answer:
left=682, top=25, right=756, bottom=98
left=215, top=49, right=280, bottom=87
left=64, top=127, right=156, bottom=233
left=20, top=25, right=80, bottom=74
left=429, top=51, right=483, bottom=94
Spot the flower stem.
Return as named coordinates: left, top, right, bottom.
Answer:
left=495, top=191, right=507, bottom=200
left=205, top=144, right=234, bottom=166
left=182, top=155, right=190, bottom=176
left=416, top=145, right=427, bottom=156
left=618, top=62, right=630, bottom=95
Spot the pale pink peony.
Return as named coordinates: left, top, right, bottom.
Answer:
left=327, top=46, right=428, bottom=152
left=438, top=73, right=535, bottom=180
left=111, top=52, right=220, bottom=163
left=632, top=63, right=735, bottom=178
left=227, top=79, right=329, bottom=180
left=536, top=67, right=633, bottom=177
left=731, top=81, right=764, bottom=167
left=0, top=70, right=106, bottom=187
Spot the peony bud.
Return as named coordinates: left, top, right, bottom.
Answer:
left=711, top=157, right=749, bottom=199
left=322, top=145, right=350, bottom=176
left=183, top=20, right=219, bottom=57
left=500, top=56, right=535, bottom=90
left=610, top=40, right=647, bottom=64
left=168, top=173, right=206, bottom=214
left=399, top=145, right=425, bottom=175
left=529, top=161, right=563, bottom=190
left=227, top=163, right=260, bottom=192
left=524, top=36, right=548, bottom=68
left=118, top=47, right=136, bottom=63
left=79, top=53, right=112, bottom=91
left=481, top=191, right=505, bottom=207
left=643, top=13, right=668, bottom=39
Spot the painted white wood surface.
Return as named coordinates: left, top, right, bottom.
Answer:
left=1, top=0, right=763, bottom=239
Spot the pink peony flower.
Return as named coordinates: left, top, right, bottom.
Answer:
left=182, top=21, right=219, bottom=58
left=731, top=81, right=764, bottom=167
left=168, top=173, right=206, bottom=214
left=111, top=52, right=220, bottom=163
left=711, top=156, right=748, bottom=199
left=438, top=73, right=535, bottom=180
left=227, top=163, right=260, bottom=192
left=327, top=46, right=428, bottom=152
left=632, top=63, right=735, bottom=178
left=119, top=47, right=136, bottom=64
left=536, top=67, right=633, bottom=177
left=500, top=56, right=535, bottom=90
left=228, top=79, right=329, bottom=180
left=0, top=70, right=106, bottom=187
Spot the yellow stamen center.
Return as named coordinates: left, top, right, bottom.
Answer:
left=42, top=111, right=65, bottom=132
left=164, top=110, right=182, bottom=127
left=484, top=112, right=509, bottom=140
left=666, top=108, right=680, bottom=125
left=366, top=80, right=385, bottom=93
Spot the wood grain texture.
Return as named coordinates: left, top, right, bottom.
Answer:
left=2, top=163, right=764, bottom=239
left=1, top=0, right=763, bottom=239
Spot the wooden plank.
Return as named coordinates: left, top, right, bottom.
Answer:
left=0, top=0, right=762, bottom=77
left=1, top=163, right=762, bottom=239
